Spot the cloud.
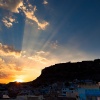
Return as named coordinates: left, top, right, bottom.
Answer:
left=51, top=40, right=58, bottom=49
left=0, top=43, right=51, bottom=68
left=0, top=43, right=21, bottom=57
left=0, top=0, right=49, bottom=30
left=43, top=0, right=48, bottom=5
left=0, top=43, right=54, bottom=83
left=0, top=58, right=12, bottom=79
left=0, top=0, right=23, bottom=13
left=0, top=72, right=9, bottom=79
left=21, top=5, right=49, bottom=30
left=2, top=16, right=16, bottom=28
left=28, top=51, right=50, bottom=64
left=0, top=58, right=4, bottom=63
left=0, top=0, right=22, bottom=27
left=38, top=21, right=49, bottom=30
left=36, top=51, right=49, bottom=56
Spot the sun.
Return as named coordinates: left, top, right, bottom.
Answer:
left=14, top=79, right=23, bottom=83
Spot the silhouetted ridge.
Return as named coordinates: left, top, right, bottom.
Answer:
left=32, top=59, right=100, bottom=87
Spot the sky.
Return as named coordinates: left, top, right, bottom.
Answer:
left=0, top=0, right=100, bottom=83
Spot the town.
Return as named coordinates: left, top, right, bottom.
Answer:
left=0, top=79, right=100, bottom=100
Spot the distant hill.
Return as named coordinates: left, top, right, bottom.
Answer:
left=32, top=59, right=100, bottom=87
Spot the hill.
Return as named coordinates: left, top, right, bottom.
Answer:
left=32, top=59, right=100, bottom=87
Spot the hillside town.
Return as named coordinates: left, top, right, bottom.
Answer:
left=0, top=79, right=100, bottom=100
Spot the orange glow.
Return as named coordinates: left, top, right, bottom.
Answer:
left=14, top=79, right=23, bottom=83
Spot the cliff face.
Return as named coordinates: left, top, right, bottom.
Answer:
left=32, top=59, right=100, bottom=86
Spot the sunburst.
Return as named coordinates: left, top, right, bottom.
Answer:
left=15, top=79, right=23, bottom=83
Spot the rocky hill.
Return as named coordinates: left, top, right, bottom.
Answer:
left=32, top=59, right=100, bottom=87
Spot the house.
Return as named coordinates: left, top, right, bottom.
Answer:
left=78, top=82, right=100, bottom=100
left=85, top=89, right=100, bottom=100
left=61, top=86, right=78, bottom=100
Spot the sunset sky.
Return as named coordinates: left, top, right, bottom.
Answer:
left=0, top=0, right=100, bottom=83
